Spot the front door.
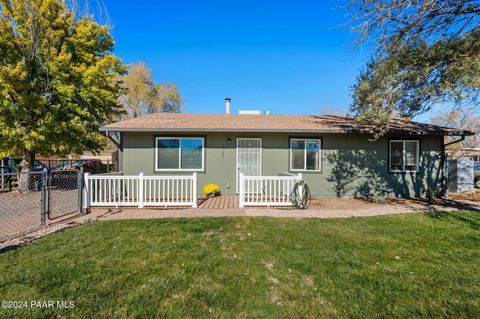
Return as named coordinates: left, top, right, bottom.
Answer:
left=236, top=138, right=262, bottom=192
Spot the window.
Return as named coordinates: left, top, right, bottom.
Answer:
left=389, top=140, right=419, bottom=172
left=155, top=137, right=204, bottom=171
left=290, top=139, right=321, bottom=171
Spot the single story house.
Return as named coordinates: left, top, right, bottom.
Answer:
left=100, top=109, right=473, bottom=198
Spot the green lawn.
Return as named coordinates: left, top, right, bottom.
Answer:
left=0, top=212, right=479, bottom=318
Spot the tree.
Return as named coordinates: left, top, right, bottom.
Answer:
left=346, top=0, right=480, bottom=137
left=152, top=83, right=183, bottom=113
left=0, top=0, right=125, bottom=189
left=119, top=62, right=182, bottom=118
left=430, top=108, right=480, bottom=149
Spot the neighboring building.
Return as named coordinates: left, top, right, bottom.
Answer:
left=446, top=148, right=480, bottom=162
left=79, top=150, right=115, bottom=164
left=100, top=108, right=473, bottom=198
left=36, top=150, right=117, bottom=171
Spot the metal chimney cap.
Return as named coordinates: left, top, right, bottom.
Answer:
left=225, top=97, right=231, bottom=114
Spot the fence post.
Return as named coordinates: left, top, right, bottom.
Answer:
left=83, top=172, right=90, bottom=210
left=78, top=167, right=84, bottom=213
left=40, top=168, right=48, bottom=226
left=138, top=172, right=144, bottom=208
left=444, top=152, right=449, bottom=198
left=192, top=173, right=197, bottom=208
left=239, top=173, right=245, bottom=208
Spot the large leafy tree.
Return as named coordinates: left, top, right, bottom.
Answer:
left=120, top=62, right=183, bottom=118
left=0, top=0, right=125, bottom=172
left=347, top=0, right=480, bottom=137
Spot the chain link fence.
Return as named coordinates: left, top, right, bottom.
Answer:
left=0, top=171, right=45, bottom=242
left=1, top=166, right=13, bottom=192
left=0, top=170, right=82, bottom=243
left=48, top=170, right=81, bottom=219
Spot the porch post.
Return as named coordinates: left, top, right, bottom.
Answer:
left=138, top=172, right=144, bottom=208
left=192, top=173, right=197, bottom=208
left=239, top=173, right=245, bottom=208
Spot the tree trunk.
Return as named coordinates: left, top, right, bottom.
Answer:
left=19, top=151, right=35, bottom=192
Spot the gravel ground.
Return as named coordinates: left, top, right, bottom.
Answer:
left=0, top=221, right=85, bottom=252
left=92, top=197, right=480, bottom=220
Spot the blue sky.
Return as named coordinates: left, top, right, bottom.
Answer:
left=102, top=0, right=373, bottom=116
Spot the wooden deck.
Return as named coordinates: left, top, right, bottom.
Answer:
left=198, top=195, right=239, bottom=209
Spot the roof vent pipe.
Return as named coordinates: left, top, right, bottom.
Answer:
left=264, top=110, right=271, bottom=115
left=225, top=98, right=231, bottom=114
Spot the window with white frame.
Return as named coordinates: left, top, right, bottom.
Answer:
left=290, top=139, right=321, bottom=171
left=389, top=140, right=419, bottom=172
left=155, top=137, right=204, bottom=171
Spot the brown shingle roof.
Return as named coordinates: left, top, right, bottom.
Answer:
left=100, top=113, right=474, bottom=136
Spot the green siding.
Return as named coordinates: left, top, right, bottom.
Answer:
left=121, top=132, right=444, bottom=198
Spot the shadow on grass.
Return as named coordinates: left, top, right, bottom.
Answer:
left=427, top=211, right=480, bottom=230
left=0, top=244, right=22, bottom=254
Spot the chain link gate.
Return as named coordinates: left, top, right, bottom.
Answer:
left=46, top=169, right=83, bottom=220
left=0, top=169, right=83, bottom=243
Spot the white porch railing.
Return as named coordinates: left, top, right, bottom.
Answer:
left=84, top=173, right=197, bottom=208
left=239, top=173, right=302, bottom=207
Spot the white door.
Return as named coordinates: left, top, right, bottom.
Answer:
left=236, top=138, right=262, bottom=192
